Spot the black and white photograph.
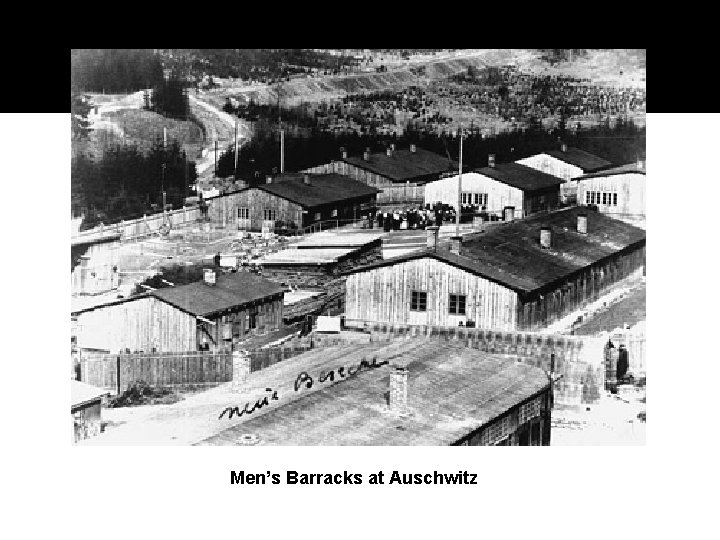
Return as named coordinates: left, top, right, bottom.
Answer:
left=68, top=48, right=648, bottom=446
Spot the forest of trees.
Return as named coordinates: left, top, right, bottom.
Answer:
left=72, top=141, right=197, bottom=229
left=157, top=49, right=359, bottom=81
left=216, top=117, right=645, bottom=185
left=147, top=76, right=190, bottom=120
left=71, top=49, right=165, bottom=93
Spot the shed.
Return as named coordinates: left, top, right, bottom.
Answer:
left=516, top=146, right=612, bottom=203
left=73, top=270, right=285, bottom=353
left=205, top=173, right=379, bottom=231
left=576, top=162, right=646, bottom=218
left=72, top=380, right=109, bottom=443
left=423, top=163, right=563, bottom=219
left=199, top=341, right=552, bottom=446
left=344, top=207, right=646, bottom=331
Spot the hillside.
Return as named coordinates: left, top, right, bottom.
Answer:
left=198, top=49, right=645, bottom=109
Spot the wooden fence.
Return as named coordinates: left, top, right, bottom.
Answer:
left=73, top=206, right=204, bottom=243
left=80, top=335, right=318, bottom=393
left=248, top=339, right=315, bottom=372
left=81, top=351, right=233, bottom=393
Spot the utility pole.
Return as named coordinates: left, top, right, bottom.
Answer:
left=234, top=119, right=239, bottom=177
left=278, top=85, right=285, bottom=174
left=161, top=163, right=167, bottom=212
left=455, top=129, right=463, bottom=237
left=280, top=128, right=285, bottom=174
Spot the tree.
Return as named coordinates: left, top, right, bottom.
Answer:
left=148, top=76, right=190, bottom=120
left=71, top=93, right=93, bottom=140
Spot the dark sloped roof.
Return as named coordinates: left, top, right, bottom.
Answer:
left=151, top=272, right=284, bottom=317
left=200, top=341, right=550, bottom=446
left=544, top=147, right=612, bottom=171
left=474, top=162, right=564, bottom=191
left=345, top=207, right=645, bottom=298
left=343, top=147, right=458, bottom=183
left=257, top=173, right=379, bottom=208
left=577, top=163, right=646, bottom=180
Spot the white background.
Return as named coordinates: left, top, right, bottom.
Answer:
left=0, top=113, right=716, bottom=539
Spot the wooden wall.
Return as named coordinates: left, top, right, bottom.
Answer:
left=304, top=161, right=398, bottom=188
left=423, top=172, right=525, bottom=218
left=76, top=297, right=197, bottom=353
left=303, top=161, right=424, bottom=204
left=517, top=245, right=646, bottom=330
left=207, top=189, right=303, bottom=230
left=198, top=295, right=284, bottom=352
left=577, top=173, right=646, bottom=217
left=345, top=257, right=519, bottom=330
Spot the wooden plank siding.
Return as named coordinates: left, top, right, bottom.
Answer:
left=424, top=172, right=525, bottom=218
left=517, top=245, right=646, bottom=330
left=346, top=243, right=645, bottom=332
left=206, top=189, right=303, bottom=231
left=303, top=161, right=425, bottom=204
left=576, top=172, right=646, bottom=217
left=345, top=258, right=519, bottom=330
left=198, top=295, right=284, bottom=352
left=76, top=297, right=196, bottom=354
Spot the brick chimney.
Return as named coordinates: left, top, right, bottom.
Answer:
left=204, top=268, right=217, bottom=286
left=450, top=235, right=462, bottom=255
left=426, top=226, right=439, bottom=251
left=488, top=154, right=496, bottom=168
left=410, top=143, right=416, bottom=153
left=303, top=174, right=310, bottom=185
left=577, top=213, right=588, bottom=234
left=540, top=227, right=552, bottom=249
left=504, top=206, right=515, bottom=222
left=340, top=147, right=348, bottom=159
left=389, top=365, right=408, bottom=413
left=363, top=147, right=371, bottom=161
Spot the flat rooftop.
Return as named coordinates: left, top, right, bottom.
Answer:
left=257, top=247, right=357, bottom=265
left=294, top=231, right=385, bottom=249
left=200, top=340, right=550, bottom=446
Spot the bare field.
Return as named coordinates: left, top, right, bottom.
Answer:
left=101, top=108, right=205, bottom=157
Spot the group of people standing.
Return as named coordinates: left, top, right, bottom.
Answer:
left=372, top=203, right=484, bottom=231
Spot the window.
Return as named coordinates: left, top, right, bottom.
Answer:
left=613, top=193, right=618, bottom=206
left=263, top=209, right=276, bottom=221
left=331, top=208, right=338, bottom=217
left=586, top=191, right=591, bottom=205
left=410, top=291, right=427, bottom=311
left=449, top=294, right=466, bottom=315
left=238, top=208, right=249, bottom=220
left=314, top=212, right=321, bottom=221
left=602, top=192, right=607, bottom=205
